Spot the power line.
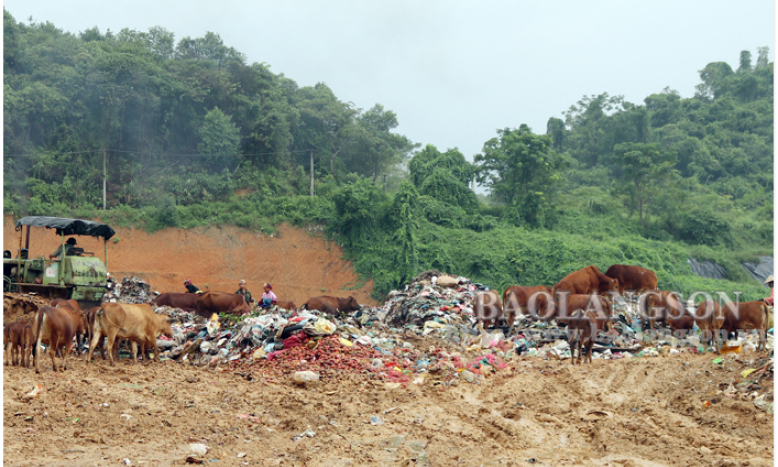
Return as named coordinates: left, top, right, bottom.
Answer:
left=4, top=148, right=314, bottom=158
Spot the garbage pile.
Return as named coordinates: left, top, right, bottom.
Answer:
left=382, top=270, right=489, bottom=327
left=143, top=269, right=773, bottom=388
left=103, top=275, right=155, bottom=304
left=153, top=302, right=515, bottom=385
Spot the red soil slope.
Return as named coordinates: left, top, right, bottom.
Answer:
left=3, top=216, right=375, bottom=307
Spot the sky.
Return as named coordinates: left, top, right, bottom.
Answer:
left=2, top=1, right=775, bottom=163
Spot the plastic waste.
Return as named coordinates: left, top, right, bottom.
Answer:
left=292, top=371, right=320, bottom=384
left=370, top=415, right=384, bottom=425
left=313, top=318, right=337, bottom=336
left=23, top=384, right=43, bottom=401
left=189, top=443, right=208, bottom=456
left=292, top=429, right=316, bottom=441
left=460, top=370, right=476, bottom=383
left=206, top=314, right=220, bottom=337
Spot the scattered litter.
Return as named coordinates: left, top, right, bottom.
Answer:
left=23, top=384, right=43, bottom=401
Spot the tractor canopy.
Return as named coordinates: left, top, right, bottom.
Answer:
left=15, top=216, right=116, bottom=240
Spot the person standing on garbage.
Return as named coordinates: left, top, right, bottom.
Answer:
left=764, top=275, right=774, bottom=306
left=49, top=238, right=77, bottom=260
left=235, top=280, right=254, bottom=307
left=259, top=283, right=277, bottom=309
left=184, top=279, right=203, bottom=294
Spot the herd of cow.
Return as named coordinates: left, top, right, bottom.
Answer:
left=3, top=291, right=364, bottom=374
left=3, top=264, right=771, bottom=372
left=473, top=264, right=771, bottom=364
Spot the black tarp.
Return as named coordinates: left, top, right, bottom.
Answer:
left=15, top=216, right=116, bottom=240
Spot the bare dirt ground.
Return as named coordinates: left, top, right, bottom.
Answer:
left=3, top=351, right=773, bottom=466
left=3, top=216, right=376, bottom=307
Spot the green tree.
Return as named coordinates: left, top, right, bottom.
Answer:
left=198, top=107, right=241, bottom=171
left=390, top=182, right=419, bottom=284
left=476, top=124, right=561, bottom=227
left=611, top=142, right=677, bottom=231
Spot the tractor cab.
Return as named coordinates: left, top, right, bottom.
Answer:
left=3, top=216, right=115, bottom=309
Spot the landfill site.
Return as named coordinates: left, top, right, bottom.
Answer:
left=3, top=267, right=775, bottom=467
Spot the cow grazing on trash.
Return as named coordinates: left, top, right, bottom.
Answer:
left=154, top=292, right=199, bottom=313
left=603, top=264, right=658, bottom=298
left=473, top=290, right=504, bottom=330
left=196, top=292, right=251, bottom=318
left=275, top=300, right=297, bottom=311
left=33, top=306, right=78, bottom=373
left=502, top=286, right=552, bottom=329
left=87, top=303, right=173, bottom=366
left=643, top=290, right=686, bottom=330
left=721, top=300, right=771, bottom=351
left=552, top=266, right=619, bottom=296
left=302, top=295, right=360, bottom=315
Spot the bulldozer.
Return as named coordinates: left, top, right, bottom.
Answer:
left=3, top=216, right=115, bottom=309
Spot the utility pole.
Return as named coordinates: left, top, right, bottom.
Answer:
left=310, top=150, right=314, bottom=197
left=103, top=150, right=107, bottom=210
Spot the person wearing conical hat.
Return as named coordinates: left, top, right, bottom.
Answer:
left=764, top=275, right=774, bottom=306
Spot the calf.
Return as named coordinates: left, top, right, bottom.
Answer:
left=33, top=306, right=77, bottom=373
left=473, top=290, right=504, bottom=330
left=87, top=303, right=173, bottom=366
left=721, top=301, right=770, bottom=351
left=693, top=300, right=725, bottom=353
left=5, top=322, right=33, bottom=367
left=552, top=294, right=612, bottom=325
left=567, top=310, right=598, bottom=365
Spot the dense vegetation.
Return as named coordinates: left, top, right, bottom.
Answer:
left=4, top=10, right=773, bottom=300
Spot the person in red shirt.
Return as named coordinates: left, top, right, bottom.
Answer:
left=764, top=275, right=774, bottom=306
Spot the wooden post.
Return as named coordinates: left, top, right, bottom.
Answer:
left=309, top=151, right=314, bottom=197
left=102, top=150, right=107, bottom=210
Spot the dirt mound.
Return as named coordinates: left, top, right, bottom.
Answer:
left=3, top=216, right=375, bottom=307
left=3, top=353, right=773, bottom=466
left=3, top=294, right=46, bottom=325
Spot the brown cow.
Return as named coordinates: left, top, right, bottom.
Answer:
left=643, top=290, right=686, bottom=330
left=551, top=294, right=613, bottom=326
left=721, top=301, right=770, bottom=351
left=604, top=264, right=658, bottom=297
left=567, top=310, right=602, bottom=365
left=302, top=296, right=360, bottom=315
left=87, top=303, right=173, bottom=366
left=196, top=292, right=251, bottom=318
left=84, top=305, right=120, bottom=361
left=693, top=300, right=725, bottom=353
left=33, top=306, right=78, bottom=373
left=503, top=286, right=551, bottom=329
left=5, top=322, right=33, bottom=367
left=51, top=298, right=87, bottom=355
left=276, top=300, right=297, bottom=311
left=552, top=266, right=619, bottom=297
left=154, top=293, right=199, bottom=312
left=473, top=290, right=504, bottom=329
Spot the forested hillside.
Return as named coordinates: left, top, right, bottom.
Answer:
left=3, top=10, right=773, bottom=299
